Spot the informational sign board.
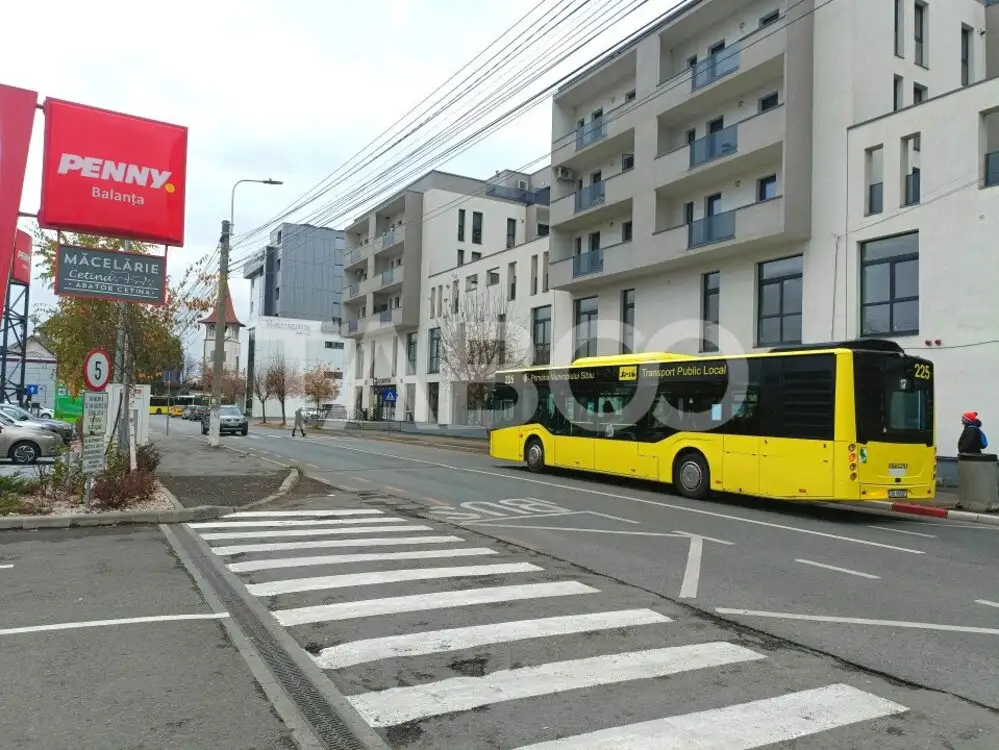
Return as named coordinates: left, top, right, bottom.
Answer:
left=82, top=434, right=105, bottom=474
left=56, top=245, right=167, bottom=305
left=83, top=347, right=111, bottom=391
left=83, top=391, right=108, bottom=436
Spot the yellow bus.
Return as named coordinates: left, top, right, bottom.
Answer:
left=487, top=339, right=935, bottom=503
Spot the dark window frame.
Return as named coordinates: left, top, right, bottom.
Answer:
left=860, top=231, right=920, bottom=338
left=961, top=25, right=972, bottom=86
left=406, top=332, right=418, bottom=375
left=757, top=174, right=778, bottom=202
left=506, top=218, right=517, bottom=249
left=701, top=271, right=720, bottom=353
left=531, top=305, right=552, bottom=365
left=759, top=92, right=779, bottom=112
left=472, top=211, right=483, bottom=244
left=757, top=255, right=803, bottom=347
left=622, top=220, right=633, bottom=243
left=621, top=289, right=635, bottom=354
left=427, top=328, right=441, bottom=374
left=574, top=297, right=598, bottom=359
left=457, top=208, right=466, bottom=242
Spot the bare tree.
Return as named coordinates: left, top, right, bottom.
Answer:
left=252, top=369, right=274, bottom=423
left=266, top=356, right=302, bottom=426
left=437, top=284, right=528, bottom=425
left=302, top=365, right=342, bottom=410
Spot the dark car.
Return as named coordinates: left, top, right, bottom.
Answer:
left=0, top=403, right=76, bottom=444
left=201, top=405, right=248, bottom=436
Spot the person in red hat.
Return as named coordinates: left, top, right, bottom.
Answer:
left=958, top=411, right=988, bottom=454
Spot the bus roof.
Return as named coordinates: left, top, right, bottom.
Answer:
left=495, top=339, right=912, bottom=375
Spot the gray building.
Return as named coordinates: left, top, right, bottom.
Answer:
left=243, top=223, right=345, bottom=322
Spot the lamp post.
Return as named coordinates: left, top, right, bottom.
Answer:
left=208, top=177, right=283, bottom=447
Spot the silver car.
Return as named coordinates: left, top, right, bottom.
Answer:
left=0, top=411, right=63, bottom=464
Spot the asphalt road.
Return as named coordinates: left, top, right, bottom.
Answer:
left=156, top=418, right=999, bottom=747
left=0, top=524, right=296, bottom=749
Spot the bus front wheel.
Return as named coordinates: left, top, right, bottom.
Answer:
left=673, top=451, right=709, bottom=500
left=524, top=438, right=545, bottom=473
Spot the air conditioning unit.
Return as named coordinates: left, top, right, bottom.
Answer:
left=555, top=167, right=574, bottom=181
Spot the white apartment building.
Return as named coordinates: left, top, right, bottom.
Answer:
left=341, top=169, right=558, bottom=423
left=547, top=0, right=999, bottom=462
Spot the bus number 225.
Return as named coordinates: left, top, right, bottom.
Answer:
left=913, top=363, right=932, bottom=380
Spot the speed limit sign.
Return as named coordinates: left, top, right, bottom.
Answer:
left=83, top=348, right=111, bottom=392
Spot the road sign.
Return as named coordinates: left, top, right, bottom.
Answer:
left=82, top=348, right=111, bottom=391
left=81, top=435, right=105, bottom=474
left=382, top=387, right=397, bottom=403
left=83, top=391, right=108, bottom=436
left=24, top=384, right=38, bottom=396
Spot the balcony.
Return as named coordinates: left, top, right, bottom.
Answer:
left=691, top=46, right=740, bottom=91
left=688, top=211, right=736, bottom=248
left=573, top=249, right=603, bottom=277
left=374, top=226, right=405, bottom=254
left=379, top=266, right=403, bottom=288
left=690, top=124, right=738, bottom=168
left=985, top=151, right=999, bottom=187
left=343, top=247, right=367, bottom=270
left=575, top=182, right=606, bottom=212
left=346, top=282, right=364, bottom=301
left=576, top=119, right=606, bottom=150
left=904, top=172, right=920, bottom=206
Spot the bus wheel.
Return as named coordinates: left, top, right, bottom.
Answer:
left=674, top=451, right=709, bottom=500
left=524, top=438, right=545, bottom=473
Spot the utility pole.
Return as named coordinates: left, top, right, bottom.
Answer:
left=208, top=220, right=231, bottom=448
left=114, top=239, right=132, bottom=458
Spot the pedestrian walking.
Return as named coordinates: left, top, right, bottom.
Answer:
left=292, top=407, right=306, bottom=437
left=958, top=410, right=988, bottom=455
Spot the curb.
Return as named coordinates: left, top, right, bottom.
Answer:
left=0, top=504, right=240, bottom=530
left=156, top=481, right=185, bottom=510
left=238, top=468, right=301, bottom=510
left=863, top=499, right=999, bottom=526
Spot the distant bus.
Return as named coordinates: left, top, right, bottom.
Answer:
left=150, top=393, right=207, bottom=416
left=487, top=339, right=935, bottom=504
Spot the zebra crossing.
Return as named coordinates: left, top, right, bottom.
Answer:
left=187, top=506, right=911, bottom=748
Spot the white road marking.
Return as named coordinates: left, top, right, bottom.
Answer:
left=319, top=442, right=926, bottom=554
left=0, top=613, right=229, bottom=636
left=274, top=581, right=598, bottom=626
left=673, top=530, right=735, bottom=545
left=211, top=535, right=465, bottom=556
left=223, top=509, right=382, bottom=518
left=245, top=562, right=542, bottom=596
left=0, top=564, right=13, bottom=569
left=228, top=548, right=498, bottom=573
left=717, top=608, right=999, bottom=635
left=679, top=535, right=703, bottom=599
left=313, top=609, right=671, bottom=670
left=795, top=559, right=880, bottom=580
left=346, top=642, right=765, bottom=727
left=974, top=599, right=999, bottom=609
left=867, top=525, right=937, bottom=538
left=199, top=525, right=433, bottom=541
left=471, top=524, right=684, bottom=538
left=512, top=683, right=908, bottom=749
left=190, top=517, right=407, bottom=529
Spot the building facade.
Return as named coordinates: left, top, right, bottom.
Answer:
left=5, top=335, right=58, bottom=412
left=243, top=223, right=345, bottom=322
left=546, top=0, right=999, bottom=456
left=341, top=168, right=556, bottom=423
left=201, top=290, right=243, bottom=373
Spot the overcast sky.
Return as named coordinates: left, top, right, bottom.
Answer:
left=4, top=0, right=674, bottom=356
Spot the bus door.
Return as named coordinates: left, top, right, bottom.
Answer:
left=722, top=388, right=760, bottom=495
left=594, top=388, right=656, bottom=480
left=552, top=389, right=595, bottom=471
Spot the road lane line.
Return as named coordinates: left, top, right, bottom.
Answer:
left=245, top=562, right=542, bottom=596
left=274, top=581, right=599, bottom=626
left=716, top=608, right=999, bottom=635
left=199, top=525, right=433, bottom=541
left=319, top=442, right=926, bottom=554
left=470, top=523, right=684, bottom=538
left=974, top=599, right=999, bottom=609
left=512, top=683, right=908, bottom=749
left=679, top=535, right=703, bottom=599
left=795, top=559, right=880, bottom=579
left=673, top=530, right=735, bottom=545
left=228, top=548, right=498, bottom=573
left=867, top=525, right=937, bottom=538
left=211, top=535, right=465, bottom=556
left=0, top=613, right=230, bottom=636
left=224, top=509, right=383, bottom=518
left=346, top=643, right=765, bottom=727
left=190, top=518, right=408, bottom=529
left=0, top=564, right=13, bottom=569
left=313, top=609, right=671, bottom=670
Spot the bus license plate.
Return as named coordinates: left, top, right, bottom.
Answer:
left=888, top=489, right=908, bottom=499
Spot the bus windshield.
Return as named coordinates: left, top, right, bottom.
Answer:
left=854, top=352, right=933, bottom=446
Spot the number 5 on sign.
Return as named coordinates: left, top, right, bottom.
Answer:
left=83, top=348, right=112, bottom=392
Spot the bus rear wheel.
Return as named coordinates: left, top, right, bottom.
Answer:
left=524, top=438, right=545, bottom=473
left=673, top=451, right=709, bottom=500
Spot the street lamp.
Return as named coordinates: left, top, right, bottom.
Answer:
left=230, top=178, right=284, bottom=235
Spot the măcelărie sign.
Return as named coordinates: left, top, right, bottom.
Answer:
left=11, top=229, right=31, bottom=285
left=37, top=99, right=188, bottom=246
left=0, top=84, right=37, bottom=308
left=56, top=245, right=167, bottom=305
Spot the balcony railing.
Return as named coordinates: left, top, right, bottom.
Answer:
left=380, top=229, right=396, bottom=248
left=381, top=268, right=394, bottom=285
left=379, top=309, right=393, bottom=322
left=348, top=282, right=360, bottom=298
left=692, top=45, right=740, bottom=90
left=573, top=249, right=603, bottom=277
left=905, top=172, right=921, bottom=205
left=347, top=319, right=359, bottom=332
left=868, top=182, right=884, bottom=214
left=985, top=151, right=999, bottom=187
left=688, top=210, right=736, bottom=249
left=532, top=186, right=551, bottom=206
left=576, top=119, right=606, bottom=150
left=690, top=124, right=738, bottom=168
left=533, top=344, right=551, bottom=366
left=575, top=181, right=606, bottom=212
left=486, top=184, right=530, bottom=202
left=344, top=247, right=364, bottom=265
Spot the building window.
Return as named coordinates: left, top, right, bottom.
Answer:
left=914, top=1, right=926, bottom=67
left=427, top=328, right=441, bottom=374
left=625, top=89, right=636, bottom=102
left=913, top=83, right=927, bottom=105
left=531, top=305, right=552, bottom=365
left=487, top=268, right=500, bottom=286
left=683, top=201, right=694, bottom=224
left=757, top=175, right=778, bottom=201
left=506, top=218, right=516, bottom=248
left=620, top=289, right=635, bottom=354
left=701, top=272, right=720, bottom=352
left=622, top=221, right=633, bottom=243
left=574, top=297, right=598, bottom=359
left=466, top=274, right=478, bottom=292
left=860, top=232, right=919, bottom=336
left=274, top=287, right=280, bottom=301
left=471, top=251, right=482, bottom=261
left=457, top=249, right=465, bottom=266
left=406, top=332, right=417, bottom=375
left=622, top=153, right=635, bottom=171
left=472, top=211, right=483, bottom=244
left=759, top=9, right=779, bottom=27
left=457, top=209, right=465, bottom=242
left=537, top=223, right=549, bottom=236
left=324, top=341, right=344, bottom=350
left=759, top=92, right=779, bottom=112
left=894, top=0, right=904, bottom=57
left=961, top=26, right=972, bottom=86
left=893, top=75, right=903, bottom=111
left=757, top=255, right=803, bottom=346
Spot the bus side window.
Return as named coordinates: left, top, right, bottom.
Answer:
left=727, top=388, right=761, bottom=434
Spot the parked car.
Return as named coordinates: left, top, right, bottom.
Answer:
left=201, top=405, right=248, bottom=436
left=0, top=411, right=63, bottom=464
left=0, top=403, right=76, bottom=444
left=191, top=405, right=208, bottom=421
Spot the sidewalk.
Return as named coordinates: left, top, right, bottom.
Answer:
left=254, top=420, right=489, bottom=453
